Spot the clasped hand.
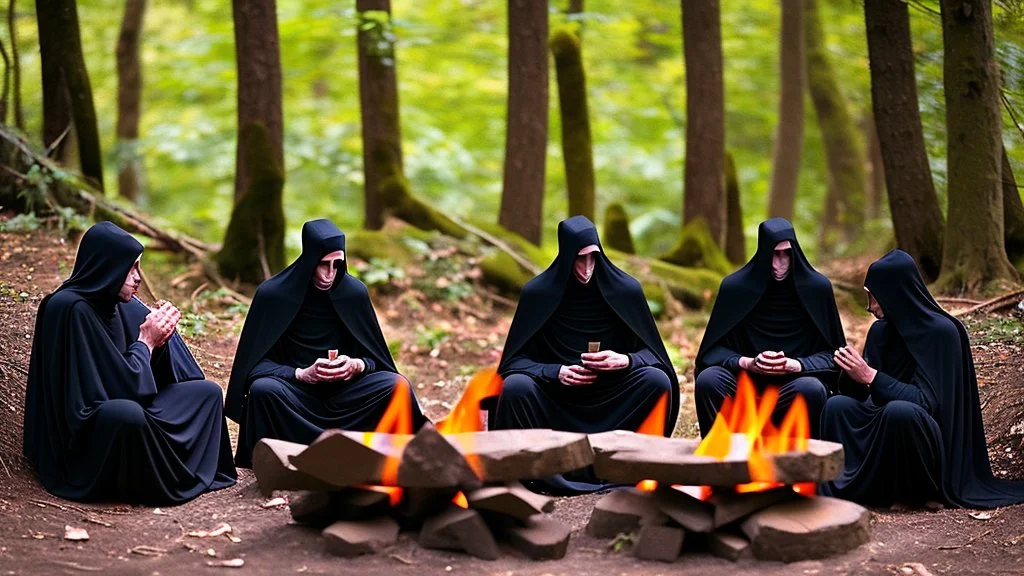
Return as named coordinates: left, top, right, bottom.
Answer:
left=833, top=345, right=877, bottom=385
left=739, top=351, right=802, bottom=375
left=296, top=355, right=365, bottom=384
left=138, top=301, right=180, bottom=352
left=559, top=350, right=629, bottom=386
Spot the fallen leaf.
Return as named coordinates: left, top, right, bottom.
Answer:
left=63, top=525, right=89, bottom=541
left=969, top=511, right=993, bottom=521
left=188, top=522, right=232, bottom=538
left=260, top=497, right=287, bottom=509
left=130, top=545, right=167, bottom=557
left=206, top=558, right=245, bottom=568
left=225, top=533, right=241, bottom=543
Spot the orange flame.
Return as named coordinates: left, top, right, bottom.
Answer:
left=452, top=491, right=469, bottom=509
left=438, top=368, right=504, bottom=480
left=361, top=377, right=416, bottom=504
left=634, top=391, right=669, bottom=492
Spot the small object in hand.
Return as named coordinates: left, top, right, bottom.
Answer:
left=588, top=341, right=601, bottom=353
left=328, top=349, right=338, bottom=361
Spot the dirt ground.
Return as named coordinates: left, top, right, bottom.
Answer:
left=2, top=225, right=1024, bottom=575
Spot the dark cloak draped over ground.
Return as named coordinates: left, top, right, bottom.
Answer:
left=823, top=250, right=1024, bottom=508
left=492, top=216, right=677, bottom=494
left=226, top=220, right=426, bottom=467
left=23, top=222, right=236, bottom=505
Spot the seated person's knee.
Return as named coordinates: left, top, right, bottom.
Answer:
left=791, top=376, right=828, bottom=403
left=95, top=399, right=147, bottom=430
left=636, top=366, right=671, bottom=394
left=248, top=377, right=287, bottom=402
left=499, top=374, right=538, bottom=400
left=881, top=400, right=924, bottom=424
left=824, top=394, right=861, bottom=414
left=695, top=366, right=730, bottom=397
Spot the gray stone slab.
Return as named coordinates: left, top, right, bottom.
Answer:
left=740, top=496, right=871, bottom=562
left=322, top=516, right=399, bottom=557
left=633, top=524, right=684, bottom=562
left=585, top=488, right=662, bottom=539
left=504, top=515, right=571, bottom=560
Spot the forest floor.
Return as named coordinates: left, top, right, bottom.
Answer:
left=1, top=222, right=1023, bottom=575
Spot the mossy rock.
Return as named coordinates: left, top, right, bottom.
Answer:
left=610, top=248, right=722, bottom=309
left=479, top=250, right=535, bottom=295
left=603, top=203, right=636, bottom=254
left=659, top=218, right=734, bottom=276
left=345, top=229, right=415, bottom=265
left=466, top=218, right=555, bottom=270
left=380, top=176, right=469, bottom=239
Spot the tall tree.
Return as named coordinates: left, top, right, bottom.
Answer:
left=805, top=0, right=865, bottom=250
left=116, top=0, right=146, bottom=202
left=864, top=0, right=945, bottom=280
left=231, top=0, right=283, bottom=202
left=937, top=0, right=1018, bottom=292
left=36, top=0, right=104, bottom=190
left=767, top=0, right=805, bottom=222
left=551, top=29, right=594, bottom=222
left=499, top=0, right=549, bottom=245
left=681, top=0, right=726, bottom=246
left=1001, top=146, right=1024, bottom=267
left=357, top=0, right=404, bottom=230
left=219, top=0, right=285, bottom=284
left=8, top=0, right=24, bottom=130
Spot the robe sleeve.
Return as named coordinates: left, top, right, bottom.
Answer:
left=700, top=343, right=742, bottom=372
left=795, top=350, right=837, bottom=373
left=627, top=347, right=660, bottom=369
left=870, top=366, right=937, bottom=414
left=70, top=304, right=158, bottom=405
left=360, top=356, right=377, bottom=374
left=502, top=353, right=562, bottom=382
left=248, top=357, right=298, bottom=383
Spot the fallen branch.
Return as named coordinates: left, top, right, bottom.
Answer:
left=935, top=297, right=983, bottom=307
left=0, top=454, right=10, bottom=479
left=958, top=290, right=1024, bottom=317
left=455, top=218, right=541, bottom=276
left=938, top=528, right=994, bottom=550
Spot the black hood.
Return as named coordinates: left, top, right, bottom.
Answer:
left=62, top=221, right=144, bottom=306
left=695, top=218, right=846, bottom=376
left=225, top=219, right=397, bottom=422
left=497, top=216, right=680, bottom=435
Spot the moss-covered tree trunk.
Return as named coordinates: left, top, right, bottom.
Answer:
left=36, top=0, right=104, bottom=191
left=862, top=112, right=885, bottom=220
left=499, top=0, right=548, bottom=245
left=0, top=30, right=9, bottom=123
left=603, top=203, right=635, bottom=254
left=231, top=0, right=284, bottom=202
left=116, top=0, right=146, bottom=203
left=681, top=0, right=726, bottom=247
left=1002, top=145, right=1024, bottom=268
left=551, top=29, right=594, bottom=222
left=357, top=0, right=404, bottom=231
left=864, top=0, right=944, bottom=281
left=767, top=0, right=804, bottom=222
left=725, top=152, right=746, bottom=264
left=8, top=0, right=24, bottom=130
left=936, top=0, right=1018, bottom=293
left=805, top=0, right=865, bottom=251
left=217, top=123, right=286, bottom=284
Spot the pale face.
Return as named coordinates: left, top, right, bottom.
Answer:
left=574, top=245, right=599, bottom=284
left=772, top=240, right=792, bottom=281
left=313, top=250, right=345, bottom=290
left=865, top=288, right=884, bottom=319
left=119, top=258, right=142, bottom=302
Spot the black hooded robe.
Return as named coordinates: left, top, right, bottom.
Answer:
left=227, top=219, right=427, bottom=467
left=491, top=216, right=679, bottom=494
left=23, top=222, right=236, bottom=505
left=822, top=250, right=1024, bottom=508
left=694, top=218, right=845, bottom=438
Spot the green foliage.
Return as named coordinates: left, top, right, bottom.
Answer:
left=415, top=325, right=449, bottom=350
left=178, top=312, right=213, bottom=338
left=968, top=315, right=1024, bottom=345
left=359, top=10, right=396, bottom=66
left=354, top=257, right=405, bottom=287
left=0, top=213, right=42, bottom=233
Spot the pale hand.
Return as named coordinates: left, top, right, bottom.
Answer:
left=138, top=302, right=180, bottom=353
left=558, top=365, right=597, bottom=386
left=580, top=350, right=630, bottom=372
left=296, top=356, right=366, bottom=384
left=834, top=345, right=877, bottom=385
left=740, top=351, right=800, bottom=375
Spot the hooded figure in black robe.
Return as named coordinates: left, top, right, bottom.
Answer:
left=822, top=250, right=1024, bottom=508
left=23, top=222, right=236, bottom=504
left=694, top=218, right=845, bottom=438
left=227, top=219, right=427, bottom=467
left=491, top=216, right=677, bottom=493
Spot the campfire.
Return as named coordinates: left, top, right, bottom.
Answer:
left=252, top=369, right=593, bottom=560
left=586, top=372, right=869, bottom=563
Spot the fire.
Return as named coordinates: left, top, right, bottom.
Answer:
left=452, top=491, right=469, bottom=509
left=360, top=376, right=417, bottom=506
left=634, top=391, right=669, bottom=492
left=436, top=368, right=504, bottom=435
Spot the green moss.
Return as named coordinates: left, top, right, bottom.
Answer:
left=345, top=229, right=414, bottom=264
left=379, top=175, right=469, bottom=239
left=216, top=123, right=286, bottom=285
left=609, top=248, right=723, bottom=309
left=603, top=203, right=636, bottom=254
left=467, top=217, right=554, bottom=270
left=551, top=28, right=595, bottom=222
left=479, top=250, right=535, bottom=295
left=658, top=218, right=734, bottom=276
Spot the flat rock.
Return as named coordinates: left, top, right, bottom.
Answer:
left=398, top=423, right=482, bottom=489
left=289, top=430, right=388, bottom=488
left=709, top=531, right=751, bottom=561
left=289, top=491, right=336, bottom=527
left=322, top=516, right=399, bottom=557
left=419, top=505, right=501, bottom=560
left=654, top=487, right=714, bottom=533
left=445, top=429, right=594, bottom=482
left=633, top=523, right=684, bottom=562
left=396, top=487, right=459, bottom=525
left=586, top=489, right=662, bottom=539
left=251, top=438, right=337, bottom=497
left=335, top=487, right=392, bottom=520
left=589, top=431, right=844, bottom=486
left=710, top=487, right=798, bottom=527
left=740, top=496, right=870, bottom=562
left=503, top=515, right=571, bottom=560
left=467, top=483, right=554, bottom=520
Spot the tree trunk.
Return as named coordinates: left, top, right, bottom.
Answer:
left=805, top=0, right=865, bottom=251
left=725, top=152, right=746, bottom=264
left=8, top=0, right=24, bottom=130
left=936, top=0, right=1018, bottom=292
left=116, top=0, right=146, bottom=203
left=567, top=0, right=583, bottom=14
left=551, top=29, right=594, bottom=222
left=864, top=0, right=945, bottom=281
left=357, top=0, right=404, bottom=231
left=1002, top=145, right=1024, bottom=266
left=767, top=0, right=804, bottom=222
left=36, top=0, right=104, bottom=190
left=681, top=0, right=726, bottom=246
left=0, top=29, right=9, bottom=123
left=231, top=0, right=284, bottom=202
left=862, top=112, right=885, bottom=220
left=499, top=0, right=549, bottom=245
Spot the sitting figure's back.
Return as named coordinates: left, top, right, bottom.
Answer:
left=23, top=222, right=237, bottom=504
